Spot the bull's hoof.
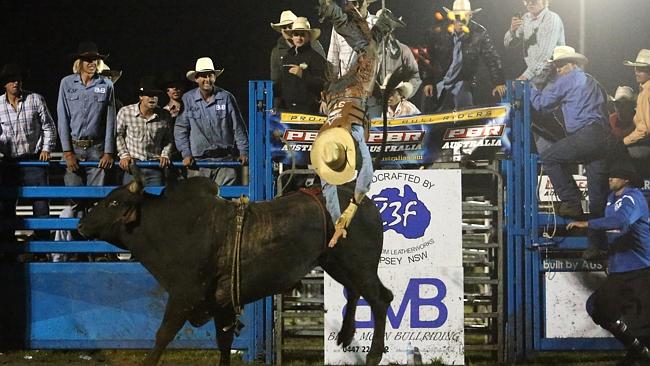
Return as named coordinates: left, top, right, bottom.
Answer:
left=365, top=352, right=382, bottom=366
left=336, top=327, right=355, bottom=348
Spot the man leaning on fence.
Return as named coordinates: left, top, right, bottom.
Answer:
left=57, top=41, right=116, bottom=187
left=116, top=76, right=173, bottom=186
left=0, top=63, right=57, bottom=242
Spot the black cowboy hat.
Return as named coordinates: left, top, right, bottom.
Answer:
left=609, top=163, right=642, bottom=187
left=69, top=41, right=109, bottom=60
left=0, top=63, right=29, bottom=85
left=137, top=76, right=164, bottom=96
left=160, top=70, right=187, bottom=90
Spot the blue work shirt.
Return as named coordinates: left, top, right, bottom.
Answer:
left=57, top=74, right=116, bottom=153
left=530, top=68, right=607, bottom=134
left=174, top=87, right=248, bottom=159
left=589, top=187, right=650, bottom=273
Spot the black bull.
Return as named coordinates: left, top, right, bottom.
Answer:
left=78, top=176, right=393, bottom=365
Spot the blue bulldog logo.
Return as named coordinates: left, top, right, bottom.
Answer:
left=371, top=185, right=431, bottom=239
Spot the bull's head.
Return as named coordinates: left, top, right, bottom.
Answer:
left=77, top=168, right=146, bottom=245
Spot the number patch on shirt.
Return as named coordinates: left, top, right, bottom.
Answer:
left=94, top=87, right=107, bottom=94
left=215, top=104, right=226, bottom=111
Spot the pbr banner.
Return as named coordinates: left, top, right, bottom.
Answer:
left=325, top=170, right=464, bottom=365
left=270, top=105, right=511, bottom=165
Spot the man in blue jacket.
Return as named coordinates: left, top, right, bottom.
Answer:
left=568, top=166, right=650, bottom=366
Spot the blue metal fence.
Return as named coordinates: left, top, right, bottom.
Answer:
left=0, top=81, right=275, bottom=363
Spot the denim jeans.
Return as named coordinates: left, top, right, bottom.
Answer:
left=187, top=157, right=237, bottom=186
left=322, top=124, right=373, bottom=221
left=122, top=166, right=164, bottom=186
left=64, top=143, right=106, bottom=187
left=540, top=123, right=609, bottom=216
left=0, top=162, right=50, bottom=240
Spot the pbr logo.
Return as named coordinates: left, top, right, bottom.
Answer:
left=283, top=129, right=318, bottom=142
left=371, top=185, right=431, bottom=239
left=443, top=124, right=505, bottom=140
left=367, top=130, right=425, bottom=144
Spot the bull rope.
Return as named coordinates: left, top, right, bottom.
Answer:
left=230, top=196, right=249, bottom=315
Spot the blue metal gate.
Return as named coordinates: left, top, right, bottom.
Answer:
left=0, top=81, right=275, bottom=363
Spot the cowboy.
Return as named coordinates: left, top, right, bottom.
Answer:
left=270, top=10, right=326, bottom=88
left=530, top=45, right=610, bottom=259
left=422, top=0, right=506, bottom=112
left=567, top=164, right=650, bottom=366
left=327, top=0, right=377, bottom=78
left=116, top=76, right=173, bottom=186
left=314, top=0, right=404, bottom=246
left=161, top=71, right=186, bottom=119
left=275, top=17, right=328, bottom=114
left=174, top=57, right=248, bottom=186
left=622, top=49, right=650, bottom=165
left=0, top=63, right=57, bottom=242
left=504, top=0, right=565, bottom=82
left=384, top=79, right=420, bottom=118
left=57, top=41, right=116, bottom=187
left=96, top=61, right=124, bottom=112
left=608, top=86, right=637, bottom=141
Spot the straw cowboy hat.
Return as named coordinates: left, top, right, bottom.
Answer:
left=624, top=49, right=650, bottom=67
left=96, top=61, right=122, bottom=83
left=186, top=57, right=224, bottom=81
left=547, top=46, right=588, bottom=66
left=0, top=63, right=29, bottom=85
left=608, top=86, right=636, bottom=102
left=310, top=128, right=357, bottom=185
left=271, top=10, right=297, bottom=32
left=443, top=0, right=482, bottom=15
left=69, top=41, right=109, bottom=60
left=381, top=74, right=415, bottom=99
left=282, top=17, right=321, bottom=41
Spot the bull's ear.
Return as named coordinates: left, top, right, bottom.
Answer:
left=122, top=206, right=138, bottom=224
left=127, top=179, right=143, bottom=194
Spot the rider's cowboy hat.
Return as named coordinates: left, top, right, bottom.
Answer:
left=69, top=41, right=109, bottom=60
left=311, top=128, right=356, bottom=185
left=443, top=0, right=482, bottom=15
left=547, top=46, right=588, bottom=66
left=96, top=61, right=122, bottom=83
left=186, top=57, right=224, bottom=81
left=0, top=63, right=29, bottom=85
left=624, top=49, right=650, bottom=67
left=608, top=86, right=636, bottom=103
left=271, top=10, right=297, bottom=32
left=282, top=17, right=321, bottom=41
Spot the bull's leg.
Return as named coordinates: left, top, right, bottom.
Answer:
left=143, top=297, right=187, bottom=366
left=322, top=263, right=360, bottom=348
left=214, top=310, right=237, bottom=366
left=358, top=277, right=393, bottom=366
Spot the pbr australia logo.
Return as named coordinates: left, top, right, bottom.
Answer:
left=371, top=185, right=431, bottom=239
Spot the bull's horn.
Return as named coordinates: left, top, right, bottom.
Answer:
left=128, top=180, right=143, bottom=194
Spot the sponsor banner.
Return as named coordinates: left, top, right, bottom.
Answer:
left=544, top=271, right=611, bottom=338
left=325, top=170, right=464, bottom=365
left=271, top=105, right=511, bottom=165
left=538, top=175, right=588, bottom=202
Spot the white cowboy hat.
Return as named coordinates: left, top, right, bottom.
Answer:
left=270, top=10, right=297, bottom=32
left=443, top=0, right=482, bottom=15
left=380, top=74, right=415, bottom=99
left=310, top=128, right=356, bottom=185
left=96, top=61, right=122, bottom=83
left=624, top=49, right=650, bottom=67
left=186, top=57, right=224, bottom=81
left=547, top=46, right=588, bottom=66
left=609, top=86, right=637, bottom=102
left=282, top=17, right=321, bottom=41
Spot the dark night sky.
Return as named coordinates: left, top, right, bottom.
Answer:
left=3, top=0, right=650, bottom=125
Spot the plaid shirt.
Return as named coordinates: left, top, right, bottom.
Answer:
left=0, top=91, right=57, bottom=158
left=116, top=103, right=173, bottom=160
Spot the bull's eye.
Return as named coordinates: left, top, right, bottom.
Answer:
left=108, top=200, right=119, bottom=207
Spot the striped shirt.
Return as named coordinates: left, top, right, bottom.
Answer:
left=327, top=13, right=377, bottom=77
left=0, top=91, right=57, bottom=158
left=116, top=103, right=173, bottom=160
left=504, top=7, right=565, bottom=80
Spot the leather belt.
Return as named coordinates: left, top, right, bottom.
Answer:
left=72, top=139, right=100, bottom=149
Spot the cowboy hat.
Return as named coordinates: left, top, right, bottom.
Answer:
left=271, top=10, right=297, bottom=32
left=443, top=0, right=482, bottom=15
left=70, top=41, right=109, bottom=60
left=0, top=63, right=29, bottom=85
left=547, top=45, right=588, bottom=66
left=161, top=70, right=187, bottom=90
left=380, top=73, right=415, bottom=99
left=624, top=49, right=650, bottom=67
left=137, top=76, right=164, bottom=95
left=311, top=128, right=356, bottom=185
left=186, top=57, right=224, bottom=81
left=608, top=86, right=636, bottom=102
left=282, top=17, right=321, bottom=41
left=96, top=61, right=122, bottom=83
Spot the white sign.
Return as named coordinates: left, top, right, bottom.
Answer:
left=538, top=175, right=588, bottom=202
left=325, top=170, right=464, bottom=365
